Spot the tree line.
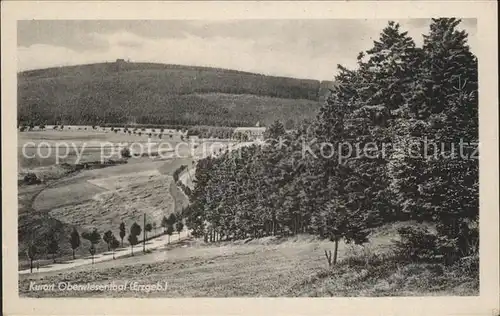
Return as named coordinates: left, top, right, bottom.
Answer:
left=183, top=19, right=478, bottom=266
left=25, top=213, right=185, bottom=273
left=18, top=122, right=242, bottom=142
left=186, top=126, right=237, bottom=139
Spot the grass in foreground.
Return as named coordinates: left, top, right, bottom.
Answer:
left=289, top=250, right=479, bottom=297
left=19, top=234, right=478, bottom=297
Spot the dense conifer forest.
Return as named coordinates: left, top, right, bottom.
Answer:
left=184, top=19, right=479, bottom=265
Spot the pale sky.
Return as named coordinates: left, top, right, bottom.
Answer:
left=17, top=19, right=477, bottom=81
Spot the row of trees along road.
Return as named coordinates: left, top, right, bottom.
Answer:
left=26, top=212, right=185, bottom=272
left=183, top=19, right=478, bottom=266
left=161, top=213, right=184, bottom=244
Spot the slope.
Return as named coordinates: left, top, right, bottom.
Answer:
left=18, top=62, right=328, bottom=127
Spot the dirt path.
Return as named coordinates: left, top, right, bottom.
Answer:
left=19, top=230, right=189, bottom=274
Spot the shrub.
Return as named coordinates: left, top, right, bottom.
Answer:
left=435, top=220, right=479, bottom=265
left=23, top=173, right=41, bottom=185
left=395, top=225, right=439, bottom=262
left=121, top=147, right=131, bottom=158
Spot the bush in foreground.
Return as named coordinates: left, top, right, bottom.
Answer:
left=289, top=250, right=479, bottom=297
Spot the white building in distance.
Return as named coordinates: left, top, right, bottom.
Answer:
left=233, top=126, right=266, bottom=141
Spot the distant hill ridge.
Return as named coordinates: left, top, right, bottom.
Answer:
left=18, top=62, right=334, bottom=128
left=19, top=62, right=317, bottom=81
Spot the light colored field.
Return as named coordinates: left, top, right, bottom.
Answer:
left=18, top=130, right=229, bottom=171
left=29, top=157, right=189, bottom=213
left=81, top=159, right=167, bottom=178
left=48, top=172, right=175, bottom=237
left=33, top=181, right=106, bottom=211
left=88, top=169, right=161, bottom=190
left=18, top=130, right=185, bottom=169
left=19, top=130, right=150, bottom=147
left=18, top=129, right=184, bottom=144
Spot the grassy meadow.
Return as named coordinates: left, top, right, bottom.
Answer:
left=18, top=129, right=185, bottom=169
left=19, top=225, right=478, bottom=297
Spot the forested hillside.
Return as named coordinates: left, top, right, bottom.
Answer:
left=18, top=62, right=325, bottom=128
left=185, top=19, right=479, bottom=268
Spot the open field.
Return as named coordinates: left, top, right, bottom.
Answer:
left=48, top=172, right=175, bottom=235
left=18, top=130, right=228, bottom=171
left=18, top=130, right=475, bottom=298
left=18, top=129, right=181, bottom=146
left=33, top=181, right=106, bottom=211
left=18, top=130, right=185, bottom=169
left=19, top=229, right=478, bottom=297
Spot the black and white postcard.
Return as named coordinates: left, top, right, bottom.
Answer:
left=2, top=1, right=498, bottom=315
